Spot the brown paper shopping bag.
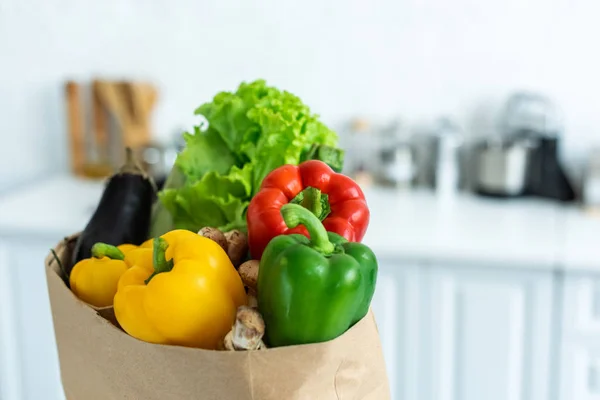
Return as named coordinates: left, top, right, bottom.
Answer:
left=45, top=235, right=391, bottom=400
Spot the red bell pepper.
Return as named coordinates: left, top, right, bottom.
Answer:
left=247, top=160, right=370, bottom=259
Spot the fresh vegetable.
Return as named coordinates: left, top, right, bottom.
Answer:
left=115, top=247, right=153, bottom=290
left=70, top=148, right=155, bottom=275
left=117, top=244, right=138, bottom=254
left=149, top=79, right=343, bottom=237
left=113, top=230, right=247, bottom=349
left=258, top=204, right=378, bottom=347
left=300, top=143, right=344, bottom=173
left=122, top=246, right=153, bottom=269
left=139, top=238, right=154, bottom=248
left=70, top=243, right=129, bottom=308
left=247, top=159, right=370, bottom=260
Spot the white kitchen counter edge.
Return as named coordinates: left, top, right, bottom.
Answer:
left=0, top=174, right=598, bottom=272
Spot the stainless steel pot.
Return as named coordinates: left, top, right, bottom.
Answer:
left=474, top=138, right=535, bottom=197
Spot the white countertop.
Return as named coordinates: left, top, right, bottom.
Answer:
left=0, top=174, right=598, bottom=272
left=362, top=187, right=562, bottom=268
left=561, top=207, right=600, bottom=272
left=0, top=176, right=105, bottom=240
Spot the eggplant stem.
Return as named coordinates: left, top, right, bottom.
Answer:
left=117, top=147, right=158, bottom=192
left=118, top=147, right=144, bottom=175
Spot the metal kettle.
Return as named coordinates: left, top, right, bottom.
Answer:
left=474, top=137, right=535, bottom=197
left=473, top=91, right=575, bottom=201
left=473, top=92, right=553, bottom=197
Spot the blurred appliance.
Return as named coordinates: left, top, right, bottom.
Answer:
left=132, top=143, right=171, bottom=190
left=474, top=137, right=534, bottom=197
left=410, top=118, right=464, bottom=193
left=376, top=120, right=415, bottom=188
left=474, top=92, right=575, bottom=201
left=132, top=128, right=188, bottom=190
left=582, top=148, right=600, bottom=209
left=343, top=118, right=378, bottom=186
left=525, top=134, right=576, bottom=201
left=432, top=117, right=463, bottom=197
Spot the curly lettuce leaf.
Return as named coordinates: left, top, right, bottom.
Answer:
left=174, top=125, right=237, bottom=182
left=150, top=79, right=341, bottom=237
left=243, top=93, right=339, bottom=190
left=158, top=164, right=252, bottom=232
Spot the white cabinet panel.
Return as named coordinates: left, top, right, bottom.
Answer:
left=0, top=241, right=23, bottom=400
left=3, top=239, right=65, bottom=400
left=422, top=266, right=553, bottom=400
left=372, top=262, right=422, bottom=400
left=562, top=276, right=600, bottom=336
left=559, top=343, right=600, bottom=400
left=560, top=275, right=600, bottom=400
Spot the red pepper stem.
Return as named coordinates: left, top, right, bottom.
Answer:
left=91, top=243, right=125, bottom=260
left=281, top=204, right=335, bottom=255
left=145, top=237, right=174, bottom=284
left=290, top=187, right=331, bottom=221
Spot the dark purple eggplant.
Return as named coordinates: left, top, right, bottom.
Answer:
left=69, top=148, right=156, bottom=276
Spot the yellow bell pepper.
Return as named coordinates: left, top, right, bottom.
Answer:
left=123, top=247, right=152, bottom=268
left=70, top=243, right=130, bottom=308
left=117, top=243, right=138, bottom=254
left=115, top=247, right=154, bottom=291
left=113, top=229, right=247, bottom=349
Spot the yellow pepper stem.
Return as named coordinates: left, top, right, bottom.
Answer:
left=91, top=243, right=125, bottom=260
left=144, top=237, right=174, bottom=284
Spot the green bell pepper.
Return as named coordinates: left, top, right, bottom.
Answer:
left=257, top=203, right=378, bottom=347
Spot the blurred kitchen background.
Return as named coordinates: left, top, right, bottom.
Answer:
left=2, top=1, right=600, bottom=400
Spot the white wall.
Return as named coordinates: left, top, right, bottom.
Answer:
left=1, top=0, right=599, bottom=189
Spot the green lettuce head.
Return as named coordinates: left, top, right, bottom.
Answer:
left=149, top=79, right=343, bottom=237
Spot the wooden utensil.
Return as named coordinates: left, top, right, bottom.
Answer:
left=92, top=80, right=109, bottom=163
left=128, top=83, right=147, bottom=123
left=95, top=80, right=156, bottom=153
left=139, top=83, right=158, bottom=115
left=65, top=81, right=85, bottom=176
left=95, top=81, right=129, bottom=126
left=65, top=81, right=113, bottom=178
left=65, top=79, right=158, bottom=177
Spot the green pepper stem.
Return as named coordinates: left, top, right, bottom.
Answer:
left=144, top=237, right=174, bottom=284
left=281, top=203, right=335, bottom=255
left=290, top=187, right=331, bottom=221
left=91, top=243, right=125, bottom=260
